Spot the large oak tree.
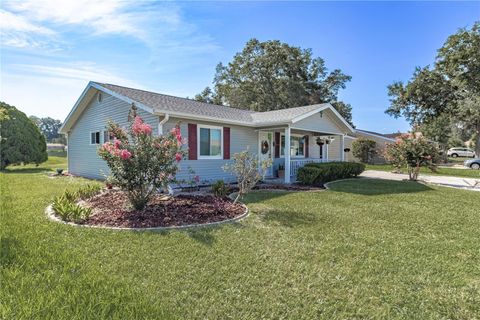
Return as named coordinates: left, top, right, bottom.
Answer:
left=195, top=39, right=354, bottom=125
left=386, top=22, right=480, bottom=156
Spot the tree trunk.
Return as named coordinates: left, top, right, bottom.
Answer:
left=475, top=122, right=480, bottom=158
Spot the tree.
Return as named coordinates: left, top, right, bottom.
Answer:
left=386, top=22, right=480, bottom=156
left=0, top=102, right=48, bottom=169
left=196, top=39, right=354, bottom=125
left=384, top=133, right=439, bottom=181
left=98, top=107, right=184, bottom=210
left=352, top=138, right=376, bottom=164
left=222, top=149, right=272, bottom=203
left=29, top=116, right=65, bottom=143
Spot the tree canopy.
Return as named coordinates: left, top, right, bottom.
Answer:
left=29, top=116, right=66, bottom=144
left=386, top=22, right=480, bottom=155
left=0, top=102, right=48, bottom=169
left=195, top=39, right=354, bottom=125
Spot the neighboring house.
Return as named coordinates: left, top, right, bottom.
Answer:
left=59, top=82, right=355, bottom=184
left=344, top=129, right=396, bottom=163
left=47, top=143, right=66, bottom=151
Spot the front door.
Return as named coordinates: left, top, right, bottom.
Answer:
left=259, top=131, right=273, bottom=177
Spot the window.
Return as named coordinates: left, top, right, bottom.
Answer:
left=98, top=93, right=103, bottom=102
left=198, top=125, right=223, bottom=159
left=90, top=131, right=101, bottom=145
left=281, top=134, right=305, bottom=158
left=103, top=130, right=113, bottom=143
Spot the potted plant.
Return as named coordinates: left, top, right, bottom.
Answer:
left=278, top=164, right=285, bottom=178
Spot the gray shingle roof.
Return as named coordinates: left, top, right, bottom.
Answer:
left=95, top=82, right=328, bottom=125
left=97, top=83, right=256, bottom=123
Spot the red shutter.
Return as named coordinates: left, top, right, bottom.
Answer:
left=223, top=127, right=230, bottom=159
left=274, top=132, right=280, bottom=158
left=188, top=123, right=197, bottom=160
left=305, top=135, right=309, bottom=158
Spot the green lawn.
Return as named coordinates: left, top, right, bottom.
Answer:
left=1, top=158, right=480, bottom=319
left=366, top=163, right=480, bottom=179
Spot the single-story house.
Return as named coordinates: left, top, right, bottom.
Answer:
left=344, top=129, right=396, bottom=163
left=59, top=82, right=356, bottom=184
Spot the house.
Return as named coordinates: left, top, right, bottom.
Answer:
left=59, top=82, right=355, bottom=184
left=344, top=129, right=396, bottom=163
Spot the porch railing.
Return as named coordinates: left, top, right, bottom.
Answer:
left=290, top=158, right=342, bottom=177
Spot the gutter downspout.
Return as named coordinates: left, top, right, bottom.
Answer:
left=158, top=114, right=170, bottom=136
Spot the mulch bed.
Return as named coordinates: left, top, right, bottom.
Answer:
left=82, top=191, right=245, bottom=228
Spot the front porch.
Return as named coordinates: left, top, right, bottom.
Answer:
left=258, top=126, right=348, bottom=183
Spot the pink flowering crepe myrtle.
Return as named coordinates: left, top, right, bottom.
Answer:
left=98, top=115, right=186, bottom=210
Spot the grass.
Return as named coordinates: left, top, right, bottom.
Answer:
left=1, top=158, right=480, bottom=319
left=366, top=163, right=480, bottom=179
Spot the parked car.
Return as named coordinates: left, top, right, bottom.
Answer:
left=447, top=147, right=475, bottom=158
left=464, top=158, right=480, bottom=170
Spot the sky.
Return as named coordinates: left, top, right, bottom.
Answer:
left=1, top=1, right=479, bottom=133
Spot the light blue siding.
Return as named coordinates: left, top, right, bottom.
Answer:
left=163, top=117, right=258, bottom=184
left=68, top=94, right=258, bottom=183
left=293, top=110, right=346, bottom=134
left=68, top=91, right=158, bottom=179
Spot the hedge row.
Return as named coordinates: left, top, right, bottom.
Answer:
left=297, top=162, right=365, bottom=185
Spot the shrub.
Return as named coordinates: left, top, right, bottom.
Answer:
left=0, top=102, right=47, bottom=169
left=212, top=180, right=230, bottom=198
left=223, top=149, right=272, bottom=203
left=384, top=133, right=439, bottom=181
left=297, top=162, right=365, bottom=185
left=51, top=185, right=100, bottom=222
left=296, top=167, right=320, bottom=185
left=98, top=106, right=184, bottom=210
left=56, top=168, right=64, bottom=175
left=52, top=193, right=92, bottom=223
left=352, top=138, right=376, bottom=163
left=77, top=184, right=102, bottom=200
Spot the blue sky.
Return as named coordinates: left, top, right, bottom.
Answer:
left=1, top=1, right=478, bottom=133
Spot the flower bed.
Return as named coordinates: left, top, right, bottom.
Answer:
left=79, top=190, right=246, bottom=228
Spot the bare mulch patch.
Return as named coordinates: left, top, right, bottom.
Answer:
left=82, top=190, right=245, bottom=228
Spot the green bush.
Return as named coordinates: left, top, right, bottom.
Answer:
left=297, top=162, right=365, bottom=185
left=77, top=184, right=102, bottom=200
left=51, top=185, right=100, bottom=222
left=52, top=194, right=92, bottom=223
left=211, top=180, right=230, bottom=198
left=0, top=102, right=48, bottom=169
left=296, top=167, right=321, bottom=185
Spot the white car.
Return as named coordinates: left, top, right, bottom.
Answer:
left=447, top=147, right=475, bottom=158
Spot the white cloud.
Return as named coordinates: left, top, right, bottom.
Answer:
left=11, top=62, right=142, bottom=88
left=0, top=9, right=56, bottom=48
left=2, top=0, right=183, bottom=45
left=1, top=61, right=145, bottom=119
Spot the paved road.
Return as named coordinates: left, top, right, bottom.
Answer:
left=361, top=170, right=480, bottom=192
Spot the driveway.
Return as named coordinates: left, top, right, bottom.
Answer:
left=361, top=170, right=480, bottom=191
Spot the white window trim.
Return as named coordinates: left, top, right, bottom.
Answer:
left=197, top=124, right=223, bottom=160
left=90, top=131, right=101, bottom=145
left=280, top=133, right=306, bottom=159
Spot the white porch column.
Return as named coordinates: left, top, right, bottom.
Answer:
left=284, top=127, right=291, bottom=183
left=325, top=142, right=329, bottom=162
left=340, top=134, right=345, bottom=161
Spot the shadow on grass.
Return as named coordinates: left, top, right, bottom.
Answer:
left=0, top=237, right=23, bottom=267
left=261, top=209, right=318, bottom=227
left=327, top=178, right=433, bottom=195
left=1, top=167, right=52, bottom=174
